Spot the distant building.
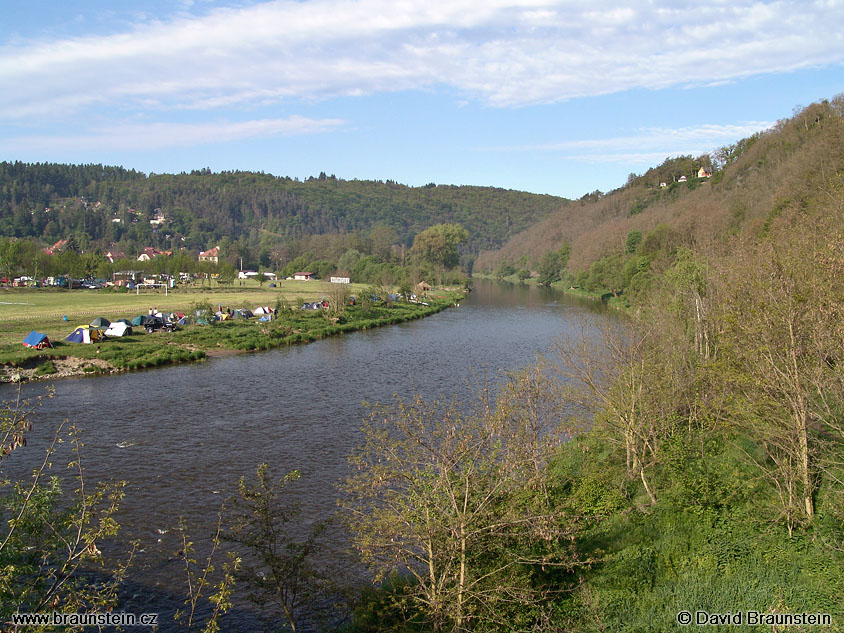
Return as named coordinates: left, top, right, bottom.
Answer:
left=698, top=167, right=713, bottom=178
left=104, top=248, right=126, bottom=263
left=330, top=276, right=350, bottom=284
left=293, top=272, right=315, bottom=281
left=678, top=175, right=688, bottom=183
left=198, top=246, right=219, bottom=263
left=137, top=247, right=169, bottom=262
left=150, top=208, right=166, bottom=226
left=43, top=239, right=68, bottom=255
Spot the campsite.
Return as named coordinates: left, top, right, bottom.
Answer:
left=0, top=281, right=459, bottom=382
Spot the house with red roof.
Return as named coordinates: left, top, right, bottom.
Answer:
left=198, top=246, right=219, bottom=263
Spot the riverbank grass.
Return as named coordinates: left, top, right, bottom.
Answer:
left=0, top=284, right=460, bottom=381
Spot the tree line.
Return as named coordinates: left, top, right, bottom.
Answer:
left=0, top=162, right=564, bottom=275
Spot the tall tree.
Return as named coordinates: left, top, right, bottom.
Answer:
left=714, top=214, right=844, bottom=532
left=342, top=372, right=576, bottom=631
left=410, top=223, right=469, bottom=271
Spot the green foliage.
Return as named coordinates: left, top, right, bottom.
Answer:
left=342, top=370, right=577, bottom=631
left=410, top=223, right=469, bottom=270
left=1, top=393, right=130, bottom=622
left=32, top=359, right=56, bottom=376
left=0, top=162, right=564, bottom=273
left=495, top=261, right=516, bottom=279
left=536, top=244, right=571, bottom=286
left=223, top=465, right=341, bottom=632
left=625, top=230, right=642, bottom=254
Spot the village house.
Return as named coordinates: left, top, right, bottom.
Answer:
left=104, top=246, right=126, bottom=263
left=43, top=239, right=68, bottom=255
left=698, top=166, right=713, bottom=178
left=293, top=272, right=315, bottom=281
left=149, top=209, right=166, bottom=226
left=137, top=247, right=170, bottom=262
left=198, top=246, right=219, bottom=263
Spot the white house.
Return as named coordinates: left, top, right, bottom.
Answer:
left=198, top=246, right=219, bottom=263
left=293, top=272, right=315, bottom=281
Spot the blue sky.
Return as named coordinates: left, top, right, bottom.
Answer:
left=1, top=1, right=842, bottom=198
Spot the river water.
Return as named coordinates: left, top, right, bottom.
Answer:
left=1, top=280, right=609, bottom=629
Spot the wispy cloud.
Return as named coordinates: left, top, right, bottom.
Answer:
left=0, top=116, right=346, bottom=152
left=478, top=121, right=775, bottom=163
left=1, top=0, right=842, bottom=119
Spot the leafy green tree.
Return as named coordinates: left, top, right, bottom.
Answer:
left=536, top=244, right=570, bottom=287
left=369, top=224, right=399, bottom=261
left=495, top=261, right=516, bottom=279
left=223, top=465, right=339, bottom=633
left=0, top=238, right=21, bottom=281
left=337, top=249, right=362, bottom=275
left=0, top=389, right=131, bottom=623
left=410, top=223, right=469, bottom=270
left=588, top=253, right=624, bottom=295
left=625, top=230, right=643, bottom=254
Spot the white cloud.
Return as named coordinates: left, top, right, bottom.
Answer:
left=0, top=116, right=346, bottom=152
left=479, top=121, right=775, bottom=163
left=1, top=0, right=842, bottom=119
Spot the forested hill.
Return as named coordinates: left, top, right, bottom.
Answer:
left=475, top=95, right=844, bottom=282
left=0, top=163, right=566, bottom=263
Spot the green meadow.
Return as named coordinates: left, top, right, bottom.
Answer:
left=0, top=282, right=457, bottom=380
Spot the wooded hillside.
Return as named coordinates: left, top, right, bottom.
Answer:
left=475, top=97, right=844, bottom=278
left=0, top=164, right=566, bottom=269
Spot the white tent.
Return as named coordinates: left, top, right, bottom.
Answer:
left=104, top=322, right=131, bottom=337
left=253, top=306, right=273, bottom=315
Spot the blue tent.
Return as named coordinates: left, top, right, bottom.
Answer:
left=22, top=331, right=52, bottom=349
left=65, top=325, right=100, bottom=344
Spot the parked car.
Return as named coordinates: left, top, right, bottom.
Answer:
left=142, top=316, right=178, bottom=333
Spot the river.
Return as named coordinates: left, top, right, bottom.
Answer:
left=1, top=280, right=609, bottom=629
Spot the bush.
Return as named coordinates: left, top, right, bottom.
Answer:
left=33, top=360, right=57, bottom=376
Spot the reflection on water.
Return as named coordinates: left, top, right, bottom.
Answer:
left=0, top=280, right=609, bottom=629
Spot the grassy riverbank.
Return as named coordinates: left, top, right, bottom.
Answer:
left=0, top=282, right=461, bottom=381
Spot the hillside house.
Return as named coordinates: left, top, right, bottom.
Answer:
left=149, top=209, right=166, bottom=226
left=137, top=247, right=169, bottom=262
left=698, top=167, right=713, bottom=178
left=43, top=239, right=68, bottom=255
left=198, top=246, right=219, bottom=263
left=104, top=249, right=126, bottom=263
